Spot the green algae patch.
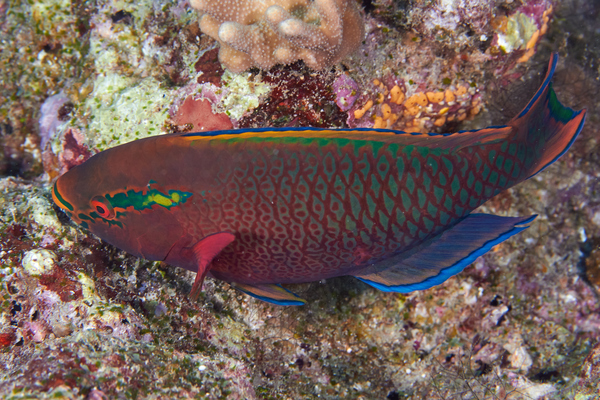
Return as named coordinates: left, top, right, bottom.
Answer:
left=80, top=74, right=171, bottom=151
left=220, top=71, right=271, bottom=120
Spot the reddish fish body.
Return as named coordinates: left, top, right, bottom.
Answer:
left=53, top=55, right=586, bottom=305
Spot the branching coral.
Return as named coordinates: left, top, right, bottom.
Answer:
left=190, top=0, right=364, bottom=72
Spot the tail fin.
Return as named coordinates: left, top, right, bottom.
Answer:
left=509, top=53, right=587, bottom=179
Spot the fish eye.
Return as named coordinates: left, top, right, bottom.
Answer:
left=91, top=196, right=115, bottom=219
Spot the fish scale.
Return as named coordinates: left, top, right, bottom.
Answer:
left=52, top=54, right=586, bottom=305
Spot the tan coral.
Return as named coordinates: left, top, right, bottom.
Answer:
left=191, top=0, right=364, bottom=73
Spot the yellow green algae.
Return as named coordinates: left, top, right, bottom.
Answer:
left=1, top=0, right=600, bottom=399
left=220, top=70, right=271, bottom=120
left=75, top=74, right=172, bottom=151
left=496, top=12, right=539, bottom=54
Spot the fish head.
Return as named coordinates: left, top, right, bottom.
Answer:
left=52, top=139, right=193, bottom=261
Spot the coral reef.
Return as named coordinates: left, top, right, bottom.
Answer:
left=190, top=0, right=364, bottom=72
left=1, top=0, right=600, bottom=398
left=238, top=62, right=347, bottom=128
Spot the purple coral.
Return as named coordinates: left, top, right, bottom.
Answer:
left=333, top=74, right=359, bottom=112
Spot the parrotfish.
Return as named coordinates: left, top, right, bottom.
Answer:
left=52, top=54, right=585, bottom=305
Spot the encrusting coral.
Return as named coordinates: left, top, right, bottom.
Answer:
left=190, top=0, right=364, bottom=72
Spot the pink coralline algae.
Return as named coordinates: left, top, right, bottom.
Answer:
left=38, top=93, right=70, bottom=151
left=332, top=73, right=359, bottom=112
left=170, top=96, right=233, bottom=133
left=190, top=0, right=364, bottom=72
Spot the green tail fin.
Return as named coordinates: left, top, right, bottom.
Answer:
left=509, top=53, right=587, bottom=179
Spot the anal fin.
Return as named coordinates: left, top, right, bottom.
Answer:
left=355, top=213, right=536, bottom=293
left=231, top=282, right=306, bottom=306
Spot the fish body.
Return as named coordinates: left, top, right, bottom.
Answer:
left=53, top=55, right=586, bottom=305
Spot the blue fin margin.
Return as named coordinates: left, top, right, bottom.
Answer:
left=355, top=214, right=537, bottom=293
left=231, top=282, right=306, bottom=306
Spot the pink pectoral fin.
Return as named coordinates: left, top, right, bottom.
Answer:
left=189, top=232, right=236, bottom=300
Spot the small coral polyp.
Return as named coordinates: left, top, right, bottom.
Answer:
left=190, top=0, right=364, bottom=72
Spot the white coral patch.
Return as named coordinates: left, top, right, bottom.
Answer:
left=22, top=249, right=57, bottom=276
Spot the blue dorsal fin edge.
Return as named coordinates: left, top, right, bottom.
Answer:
left=356, top=214, right=537, bottom=293
left=182, top=126, right=450, bottom=138
left=180, top=125, right=510, bottom=139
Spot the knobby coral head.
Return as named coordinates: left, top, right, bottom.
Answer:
left=190, top=0, right=364, bottom=72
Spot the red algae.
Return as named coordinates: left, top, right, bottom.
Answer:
left=195, top=48, right=225, bottom=86
left=238, top=62, right=346, bottom=129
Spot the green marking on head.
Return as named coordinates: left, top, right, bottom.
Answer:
left=107, top=187, right=192, bottom=212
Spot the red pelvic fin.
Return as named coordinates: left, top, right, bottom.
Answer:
left=189, top=232, right=235, bottom=300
